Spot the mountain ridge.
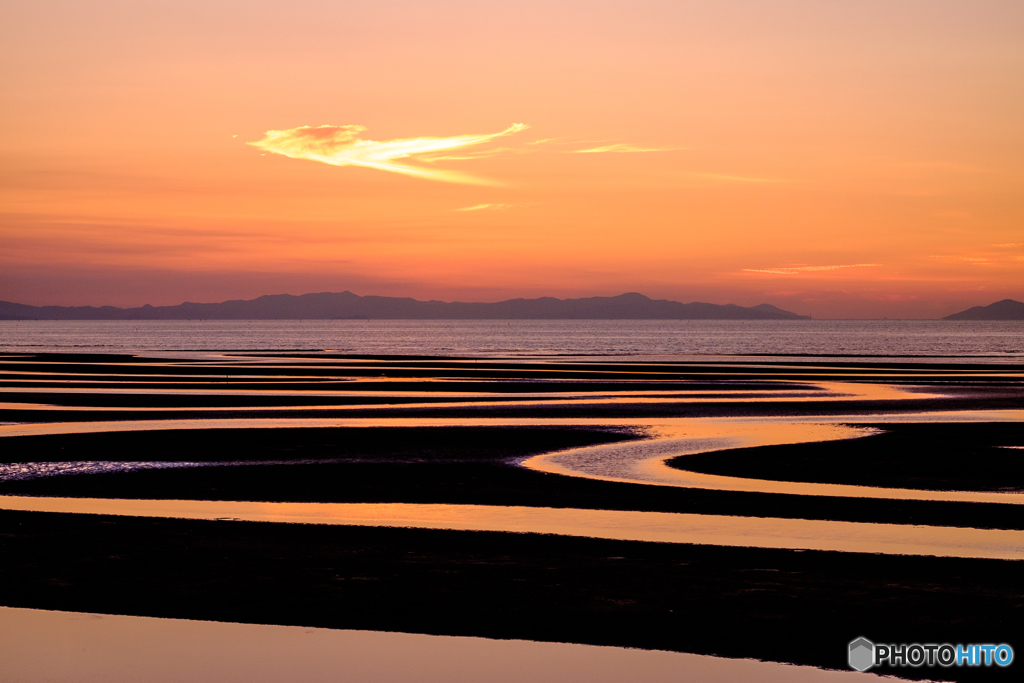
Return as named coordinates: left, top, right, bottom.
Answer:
left=0, top=291, right=812, bottom=321
left=943, top=299, right=1024, bottom=321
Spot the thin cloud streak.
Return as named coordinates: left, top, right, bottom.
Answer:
left=691, top=173, right=786, bottom=184
left=573, top=143, right=673, bottom=154
left=743, top=264, right=881, bottom=275
left=455, top=203, right=513, bottom=212
left=249, top=123, right=529, bottom=185
left=420, top=146, right=523, bottom=162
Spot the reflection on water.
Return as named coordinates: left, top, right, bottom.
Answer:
left=3, top=410, right=1023, bottom=505
left=0, top=458, right=382, bottom=483
left=528, top=421, right=871, bottom=484
left=2, top=496, right=1021, bottom=560
left=0, top=460, right=210, bottom=482
left=527, top=414, right=1024, bottom=505
left=0, top=380, right=946, bottom=413
left=0, top=606, right=880, bottom=683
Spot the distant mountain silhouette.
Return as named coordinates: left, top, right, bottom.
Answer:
left=943, top=299, right=1024, bottom=321
left=0, top=292, right=811, bottom=321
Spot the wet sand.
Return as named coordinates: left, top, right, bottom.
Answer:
left=527, top=414, right=1024, bottom=504
left=670, top=421, right=1024, bottom=492
left=0, top=509, right=1017, bottom=681
left=1, top=352, right=1022, bottom=681
left=3, top=426, right=1024, bottom=531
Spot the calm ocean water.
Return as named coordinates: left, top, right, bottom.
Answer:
left=0, top=319, right=1021, bottom=363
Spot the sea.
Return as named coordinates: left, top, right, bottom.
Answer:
left=0, top=319, right=1022, bottom=363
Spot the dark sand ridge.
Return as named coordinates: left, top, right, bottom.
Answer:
left=0, top=510, right=1017, bottom=681
left=670, top=421, right=1024, bottom=492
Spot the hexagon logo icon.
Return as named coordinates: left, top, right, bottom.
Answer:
left=848, top=637, right=875, bottom=671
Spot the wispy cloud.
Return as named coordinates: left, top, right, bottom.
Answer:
left=573, top=143, right=673, bottom=154
left=930, top=254, right=1005, bottom=265
left=743, top=264, right=880, bottom=275
left=249, top=123, right=528, bottom=185
left=455, top=203, right=513, bottom=212
left=691, top=173, right=786, bottom=184
left=892, top=160, right=984, bottom=173
left=420, top=146, right=524, bottom=163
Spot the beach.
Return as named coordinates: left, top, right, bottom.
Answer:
left=1, top=348, right=1021, bottom=680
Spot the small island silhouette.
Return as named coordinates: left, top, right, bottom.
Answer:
left=943, top=299, right=1024, bottom=321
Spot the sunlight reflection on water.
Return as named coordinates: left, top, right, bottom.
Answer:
left=1, top=496, right=1021, bottom=560
left=5, top=409, right=1019, bottom=505
left=0, top=606, right=880, bottom=683
left=526, top=412, right=1024, bottom=505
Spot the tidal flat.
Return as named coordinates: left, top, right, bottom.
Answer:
left=0, top=352, right=1021, bottom=681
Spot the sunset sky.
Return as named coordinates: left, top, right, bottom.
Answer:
left=2, top=0, right=1022, bottom=318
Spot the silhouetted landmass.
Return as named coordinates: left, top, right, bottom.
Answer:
left=943, top=299, right=1024, bottom=320
left=0, top=291, right=810, bottom=320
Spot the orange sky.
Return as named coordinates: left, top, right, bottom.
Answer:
left=2, top=0, right=1022, bottom=318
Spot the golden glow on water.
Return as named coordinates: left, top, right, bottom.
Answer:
left=2, top=362, right=1020, bottom=564
left=2, top=409, right=1021, bottom=505
left=0, top=380, right=941, bottom=414
left=527, top=415, right=1024, bottom=505
left=1, top=496, right=1021, bottom=560
left=0, top=380, right=944, bottom=410
left=0, top=607, right=874, bottom=683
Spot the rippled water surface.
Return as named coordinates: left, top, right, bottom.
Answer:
left=2, top=319, right=1023, bottom=361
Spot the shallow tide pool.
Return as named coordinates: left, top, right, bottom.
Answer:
left=0, top=606, right=889, bottom=683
